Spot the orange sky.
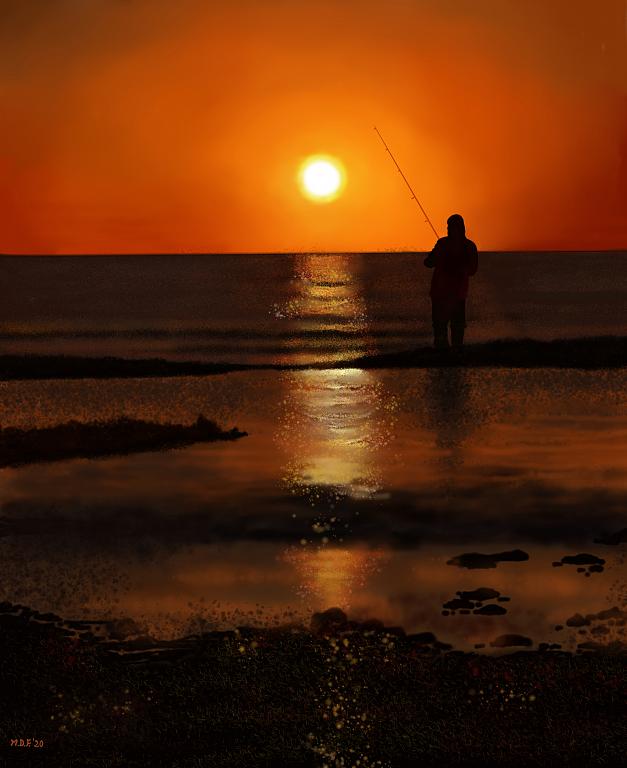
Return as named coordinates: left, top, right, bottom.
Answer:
left=1, top=0, right=626, bottom=253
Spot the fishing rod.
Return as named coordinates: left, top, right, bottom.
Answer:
left=374, top=126, right=439, bottom=240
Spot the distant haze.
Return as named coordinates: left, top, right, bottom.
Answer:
left=1, top=0, right=626, bottom=253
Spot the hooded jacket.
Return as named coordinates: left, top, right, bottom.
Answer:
left=424, top=217, right=478, bottom=300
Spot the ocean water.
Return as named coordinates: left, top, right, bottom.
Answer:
left=1, top=251, right=626, bottom=364
left=0, top=252, right=626, bottom=652
left=1, top=367, right=626, bottom=651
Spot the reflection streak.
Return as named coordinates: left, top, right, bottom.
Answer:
left=277, top=254, right=394, bottom=609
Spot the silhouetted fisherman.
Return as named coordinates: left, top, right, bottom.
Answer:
left=424, top=214, right=478, bottom=350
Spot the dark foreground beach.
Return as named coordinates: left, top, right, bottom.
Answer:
left=3, top=602, right=626, bottom=767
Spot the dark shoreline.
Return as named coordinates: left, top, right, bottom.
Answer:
left=0, top=354, right=256, bottom=380
left=2, top=336, right=627, bottom=380
left=0, top=416, right=246, bottom=468
left=2, top=602, right=625, bottom=766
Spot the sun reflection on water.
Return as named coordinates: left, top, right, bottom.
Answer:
left=277, top=254, right=396, bottom=505
left=275, top=253, right=396, bottom=616
left=274, top=254, right=395, bottom=764
left=282, top=546, right=386, bottom=610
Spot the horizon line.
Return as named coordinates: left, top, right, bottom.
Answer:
left=2, top=248, right=627, bottom=258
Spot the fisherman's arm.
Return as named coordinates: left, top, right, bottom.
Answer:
left=424, top=239, right=443, bottom=268
left=467, top=242, right=478, bottom=276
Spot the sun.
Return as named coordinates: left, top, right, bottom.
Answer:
left=298, top=155, right=346, bottom=203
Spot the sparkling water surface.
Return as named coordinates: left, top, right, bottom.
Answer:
left=1, top=252, right=626, bottom=651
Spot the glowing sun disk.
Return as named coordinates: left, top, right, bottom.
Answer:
left=299, top=155, right=345, bottom=203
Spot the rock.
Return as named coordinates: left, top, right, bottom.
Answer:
left=560, top=553, right=605, bottom=566
left=473, top=604, right=507, bottom=616
left=593, top=607, right=625, bottom=621
left=447, top=550, right=529, bottom=570
left=408, top=632, right=437, bottom=644
left=359, top=618, right=384, bottom=632
left=457, top=588, right=500, bottom=601
left=443, top=598, right=475, bottom=611
left=490, top=634, right=533, bottom=648
left=566, top=613, right=590, bottom=628
left=310, top=608, right=348, bottom=635
left=105, top=617, right=146, bottom=640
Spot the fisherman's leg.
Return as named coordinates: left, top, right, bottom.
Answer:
left=433, top=322, right=449, bottom=349
left=431, top=300, right=450, bottom=349
left=450, top=322, right=464, bottom=349
left=450, top=300, right=466, bottom=349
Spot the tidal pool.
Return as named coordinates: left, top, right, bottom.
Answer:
left=1, top=368, right=625, bottom=651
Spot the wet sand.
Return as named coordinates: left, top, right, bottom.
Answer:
left=1, top=334, right=627, bottom=381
